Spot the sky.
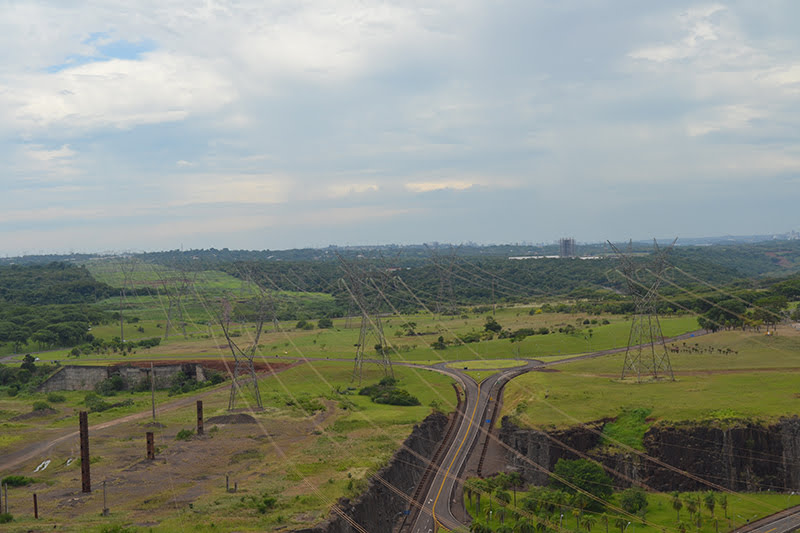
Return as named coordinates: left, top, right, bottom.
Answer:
left=1, top=1, right=799, bottom=256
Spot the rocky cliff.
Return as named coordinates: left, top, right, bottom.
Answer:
left=500, top=416, right=800, bottom=492
left=294, top=410, right=449, bottom=533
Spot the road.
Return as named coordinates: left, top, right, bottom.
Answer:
left=735, top=504, right=800, bottom=533
left=407, top=360, right=542, bottom=533
left=405, top=329, right=713, bottom=532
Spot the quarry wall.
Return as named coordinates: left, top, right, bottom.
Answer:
left=293, top=410, right=450, bottom=533
left=500, top=416, right=800, bottom=492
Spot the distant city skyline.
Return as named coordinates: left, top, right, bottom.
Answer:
left=1, top=2, right=799, bottom=256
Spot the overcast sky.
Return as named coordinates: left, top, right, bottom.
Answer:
left=1, top=1, right=798, bottom=255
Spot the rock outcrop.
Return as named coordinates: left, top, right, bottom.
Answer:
left=294, top=411, right=449, bottom=533
left=500, top=416, right=800, bottom=492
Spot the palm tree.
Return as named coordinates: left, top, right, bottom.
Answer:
left=718, top=493, right=728, bottom=519
left=601, top=513, right=609, bottom=533
left=683, top=494, right=698, bottom=522
left=497, top=490, right=512, bottom=525
left=614, top=517, right=627, bottom=533
left=583, top=514, right=598, bottom=533
left=573, top=509, right=582, bottom=529
left=704, top=492, right=716, bottom=518
left=515, top=518, right=536, bottom=533
left=671, top=492, right=683, bottom=522
left=471, top=521, right=493, bottom=533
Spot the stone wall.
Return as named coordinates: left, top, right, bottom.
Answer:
left=38, top=363, right=206, bottom=392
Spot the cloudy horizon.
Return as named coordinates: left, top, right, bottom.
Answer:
left=2, top=1, right=799, bottom=256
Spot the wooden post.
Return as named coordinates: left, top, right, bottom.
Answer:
left=196, top=400, right=204, bottom=436
left=102, top=480, right=109, bottom=516
left=79, top=411, right=91, bottom=493
left=146, top=432, right=155, bottom=460
left=33, top=493, right=38, bottom=519
left=150, top=362, right=156, bottom=421
left=2, top=482, right=7, bottom=513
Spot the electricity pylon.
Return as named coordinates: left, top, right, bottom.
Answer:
left=609, top=238, right=676, bottom=382
left=337, top=255, right=393, bottom=385
left=218, top=291, right=268, bottom=410
left=427, top=244, right=459, bottom=317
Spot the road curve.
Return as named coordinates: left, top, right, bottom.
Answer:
left=407, top=360, right=542, bottom=533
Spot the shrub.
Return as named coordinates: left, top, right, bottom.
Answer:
left=175, top=429, right=194, bottom=441
left=46, top=392, right=66, bottom=403
left=32, top=400, right=51, bottom=411
left=0, top=512, right=12, bottom=524
left=84, top=392, right=111, bottom=412
left=1, top=475, right=35, bottom=487
left=317, top=317, right=333, bottom=329
left=95, top=374, right=125, bottom=396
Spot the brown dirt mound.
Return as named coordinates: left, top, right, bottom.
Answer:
left=12, top=407, right=58, bottom=421
left=125, top=359, right=298, bottom=374
left=206, top=413, right=257, bottom=424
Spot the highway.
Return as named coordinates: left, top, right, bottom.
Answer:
left=735, top=504, right=800, bottom=533
left=407, top=360, right=542, bottom=533
left=404, top=329, right=713, bottom=532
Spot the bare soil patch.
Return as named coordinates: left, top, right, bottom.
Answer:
left=125, top=358, right=299, bottom=374
left=11, top=407, right=59, bottom=420
left=206, top=413, right=257, bottom=424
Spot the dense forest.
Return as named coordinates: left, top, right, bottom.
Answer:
left=0, top=263, right=114, bottom=352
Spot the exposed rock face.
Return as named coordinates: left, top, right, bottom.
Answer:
left=293, top=411, right=449, bottom=533
left=500, top=416, right=800, bottom=492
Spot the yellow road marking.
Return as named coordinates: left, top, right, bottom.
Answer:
left=432, top=381, right=482, bottom=530
left=764, top=528, right=777, bottom=533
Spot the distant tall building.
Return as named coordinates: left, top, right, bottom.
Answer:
left=559, top=238, right=576, bottom=258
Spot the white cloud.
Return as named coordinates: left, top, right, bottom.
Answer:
left=405, top=180, right=477, bottom=193
left=326, top=182, right=379, bottom=198
left=168, top=174, right=291, bottom=206
left=25, top=144, right=75, bottom=161
left=6, top=52, right=235, bottom=132
left=686, top=105, right=763, bottom=136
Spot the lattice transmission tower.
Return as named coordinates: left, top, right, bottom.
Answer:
left=427, top=244, right=459, bottom=317
left=337, top=255, right=393, bottom=385
left=609, top=239, right=676, bottom=382
left=217, top=279, right=276, bottom=410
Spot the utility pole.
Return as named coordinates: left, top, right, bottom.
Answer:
left=79, top=411, right=91, bottom=493
left=150, top=362, right=156, bottom=421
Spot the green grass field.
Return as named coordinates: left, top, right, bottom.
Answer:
left=502, top=328, right=800, bottom=428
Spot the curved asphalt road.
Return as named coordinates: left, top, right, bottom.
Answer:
left=408, top=360, right=542, bottom=533
left=407, top=329, right=714, bottom=532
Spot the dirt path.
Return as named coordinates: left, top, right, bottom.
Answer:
left=3, top=382, right=246, bottom=473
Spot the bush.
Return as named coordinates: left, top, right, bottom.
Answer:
left=1, top=475, right=35, bottom=487
left=46, top=392, right=66, bottom=403
left=176, top=429, right=194, bottom=441
left=95, top=374, right=125, bottom=396
left=358, top=377, right=420, bottom=406
left=32, top=400, right=51, bottom=411
left=0, top=512, right=12, bottom=524
left=317, top=317, right=333, bottom=329
left=84, top=392, right=111, bottom=412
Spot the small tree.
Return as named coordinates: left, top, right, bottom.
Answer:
left=718, top=493, right=728, bottom=519
left=703, top=492, right=716, bottom=518
left=671, top=492, right=683, bottom=522
left=620, top=488, right=648, bottom=519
